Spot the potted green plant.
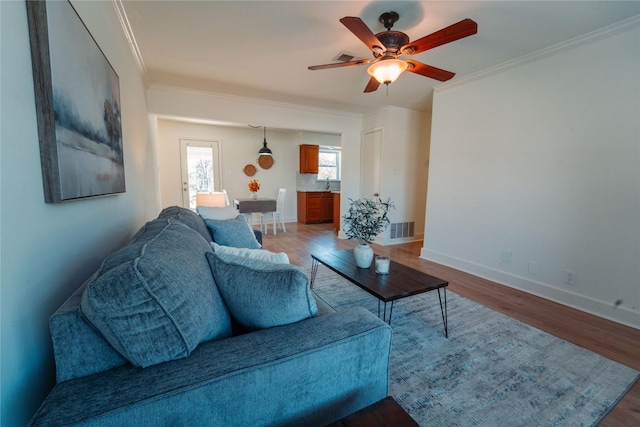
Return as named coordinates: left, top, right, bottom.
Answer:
left=342, top=197, right=394, bottom=268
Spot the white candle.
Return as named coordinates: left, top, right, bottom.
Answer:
left=375, top=256, right=390, bottom=274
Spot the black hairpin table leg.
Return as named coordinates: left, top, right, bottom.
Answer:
left=437, top=287, right=448, bottom=338
left=310, top=258, right=319, bottom=288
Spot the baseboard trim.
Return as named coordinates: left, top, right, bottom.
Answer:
left=420, top=248, right=639, bottom=330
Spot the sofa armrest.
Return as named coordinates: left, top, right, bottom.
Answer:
left=50, top=279, right=128, bottom=382
left=30, top=307, right=391, bottom=427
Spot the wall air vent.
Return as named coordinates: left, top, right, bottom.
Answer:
left=390, top=222, right=414, bottom=239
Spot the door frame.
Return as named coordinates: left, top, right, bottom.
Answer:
left=360, top=128, right=383, bottom=199
left=179, top=138, right=222, bottom=208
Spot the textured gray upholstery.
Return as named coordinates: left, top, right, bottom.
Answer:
left=30, top=207, right=391, bottom=426
left=207, top=252, right=317, bottom=331
left=31, top=307, right=391, bottom=427
left=81, top=219, right=232, bottom=367
left=205, top=216, right=262, bottom=248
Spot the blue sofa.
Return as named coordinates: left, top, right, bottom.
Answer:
left=29, top=207, right=392, bottom=426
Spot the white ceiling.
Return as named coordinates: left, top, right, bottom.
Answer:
left=120, top=1, right=640, bottom=114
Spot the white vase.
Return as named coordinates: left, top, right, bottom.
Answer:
left=353, top=243, right=374, bottom=268
left=250, top=192, right=258, bottom=200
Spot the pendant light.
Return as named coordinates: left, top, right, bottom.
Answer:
left=258, top=126, right=273, bottom=156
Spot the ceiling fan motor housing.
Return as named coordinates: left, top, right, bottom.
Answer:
left=374, top=31, right=410, bottom=57
left=373, top=11, right=409, bottom=57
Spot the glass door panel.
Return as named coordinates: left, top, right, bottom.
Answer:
left=180, top=139, right=221, bottom=209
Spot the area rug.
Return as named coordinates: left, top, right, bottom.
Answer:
left=309, top=266, right=639, bottom=426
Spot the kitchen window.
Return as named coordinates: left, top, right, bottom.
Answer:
left=317, top=147, right=341, bottom=181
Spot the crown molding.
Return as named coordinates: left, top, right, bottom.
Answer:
left=112, top=0, right=146, bottom=75
left=435, top=15, right=640, bottom=92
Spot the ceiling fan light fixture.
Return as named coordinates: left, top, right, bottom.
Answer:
left=367, top=58, right=408, bottom=84
left=258, top=126, right=273, bottom=156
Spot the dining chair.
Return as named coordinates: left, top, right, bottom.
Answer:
left=260, top=188, right=286, bottom=235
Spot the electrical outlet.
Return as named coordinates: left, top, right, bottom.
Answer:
left=501, top=250, right=512, bottom=263
left=528, top=261, right=539, bottom=275
left=563, top=270, right=577, bottom=285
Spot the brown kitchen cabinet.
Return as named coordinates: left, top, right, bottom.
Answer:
left=299, top=144, right=319, bottom=174
left=333, top=192, right=340, bottom=234
left=297, top=191, right=333, bottom=224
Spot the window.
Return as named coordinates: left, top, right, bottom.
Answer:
left=317, top=147, right=341, bottom=181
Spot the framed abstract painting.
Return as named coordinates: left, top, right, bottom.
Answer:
left=26, top=0, right=125, bottom=203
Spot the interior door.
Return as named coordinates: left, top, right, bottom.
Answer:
left=180, top=139, right=221, bottom=209
left=361, top=129, right=383, bottom=199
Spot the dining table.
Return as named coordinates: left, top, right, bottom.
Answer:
left=234, top=198, right=277, bottom=234
left=233, top=198, right=277, bottom=214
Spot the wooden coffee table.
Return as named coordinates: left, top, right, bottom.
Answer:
left=311, top=249, right=449, bottom=337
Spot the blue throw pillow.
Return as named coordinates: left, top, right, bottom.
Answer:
left=81, top=219, right=232, bottom=367
left=206, top=252, right=318, bottom=331
left=205, top=216, right=261, bottom=249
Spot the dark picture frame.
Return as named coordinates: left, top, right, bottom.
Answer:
left=26, top=0, right=125, bottom=203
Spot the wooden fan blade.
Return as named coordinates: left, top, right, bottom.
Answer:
left=406, top=60, right=455, bottom=82
left=308, top=59, right=370, bottom=70
left=364, top=77, right=381, bottom=93
left=402, top=19, right=477, bottom=56
left=340, top=16, right=386, bottom=53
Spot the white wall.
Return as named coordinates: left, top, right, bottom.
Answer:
left=147, top=85, right=363, bottom=225
left=0, top=1, right=158, bottom=425
left=157, top=119, right=299, bottom=222
left=422, top=19, right=640, bottom=328
left=363, top=106, right=431, bottom=244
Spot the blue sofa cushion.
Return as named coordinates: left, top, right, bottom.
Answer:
left=206, top=252, right=318, bottom=331
left=205, top=216, right=261, bottom=249
left=157, top=206, right=212, bottom=242
left=81, top=219, right=232, bottom=367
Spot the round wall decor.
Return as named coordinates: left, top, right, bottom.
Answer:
left=243, top=164, right=257, bottom=177
left=258, top=155, right=274, bottom=169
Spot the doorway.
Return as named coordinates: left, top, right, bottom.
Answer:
left=180, top=139, right=221, bottom=209
left=361, top=128, right=383, bottom=199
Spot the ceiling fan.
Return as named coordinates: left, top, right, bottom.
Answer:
left=308, top=11, right=478, bottom=93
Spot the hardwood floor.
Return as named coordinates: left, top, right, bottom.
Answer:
left=260, top=222, right=640, bottom=426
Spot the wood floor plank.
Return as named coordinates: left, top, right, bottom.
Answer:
left=260, top=222, right=640, bottom=425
